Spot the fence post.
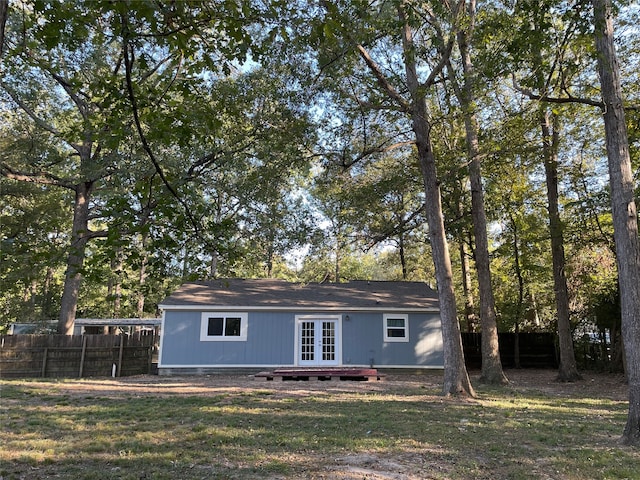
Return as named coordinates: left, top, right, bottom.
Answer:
left=117, top=334, right=124, bottom=377
left=147, top=345, right=153, bottom=374
left=79, top=335, right=87, bottom=378
left=41, top=347, right=48, bottom=377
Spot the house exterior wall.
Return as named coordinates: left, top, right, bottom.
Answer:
left=159, top=311, right=296, bottom=367
left=341, top=312, right=443, bottom=367
left=159, top=309, right=443, bottom=373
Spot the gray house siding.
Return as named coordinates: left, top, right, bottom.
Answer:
left=159, top=309, right=443, bottom=371
left=160, top=311, right=296, bottom=367
left=335, top=312, right=443, bottom=367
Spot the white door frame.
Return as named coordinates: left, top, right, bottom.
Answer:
left=294, top=315, right=342, bottom=366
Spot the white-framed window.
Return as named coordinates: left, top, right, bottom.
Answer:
left=383, top=314, right=409, bottom=342
left=200, top=312, right=248, bottom=341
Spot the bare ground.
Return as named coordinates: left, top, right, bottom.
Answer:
left=26, top=368, right=628, bottom=401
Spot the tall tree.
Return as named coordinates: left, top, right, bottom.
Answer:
left=448, top=0, right=507, bottom=385
left=329, top=153, right=426, bottom=280
left=398, top=1, right=474, bottom=396
left=1, top=2, right=122, bottom=333
left=496, top=0, right=586, bottom=380
left=592, top=0, right=640, bottom=446
left=527, top=2, right=581, bottom=382
left=539, top=107, right=581, bottom=381
left=315, top=0, right=474, bottom=395
left=1, top=1, right=278, bottom=331
left=484, top=112, right=555, bottom=337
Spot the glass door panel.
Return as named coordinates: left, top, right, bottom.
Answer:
left=298, top=319, right=339, bottom=366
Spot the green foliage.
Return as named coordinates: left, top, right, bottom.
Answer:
left=0, top=0, right=637, bottom=339
left=1, top=1, right=317, bottom=321
left=0, top=181, right=69, bottom=326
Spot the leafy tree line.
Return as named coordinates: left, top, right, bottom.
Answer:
left=0, top=0, right=638, bottom=444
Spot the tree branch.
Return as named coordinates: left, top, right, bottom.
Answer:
left=405, top=0, right=464, bottom=91
left=47, top=71, right=90, bottom=120
left=1, top=81, right=89, bottom=155
left=512, top=74, right=605, bottom=109
left=365, top=203, right=425, bottom=249
left=87, top=229, right=109, bottom=240
left=422, top=24, right=458, bottom=90
left=121, top=13, right=203, bottom=238
left=355, top=44, right=412, bottom=113
left=0, top=161, right=75, bottom=189
left=186, top=133, right=258, bottom=179
left=1, top=81, right=62, bottom=136
left=328, top=136, right=414, bottom=169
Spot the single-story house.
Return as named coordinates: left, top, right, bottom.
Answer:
left=157, top=278, right=443, bottom=375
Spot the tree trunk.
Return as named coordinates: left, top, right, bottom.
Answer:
left=540, top=109, right=581, bottom=382
left=111, top=247, right=123, bottom=318
left=43, top=266, right=54, bottom=319
left=460, top=239, right=476, bottom=332
left=0, top=0, right=8, bottom=58
left=529, top=24, right=581, bottom=381
left=334, top=235, right=340, bottom=283
left=592, top=0, right=640, bottom=446
left=400, top=8, right=474, bottom=397
left=510, top=212, right=524, bottom=369
left=456, top=1, right=507, bottom=385
left=209, top=251, right=218, bottom=279
left=514, top=321, right=521, bottom=369
left=526, top=290, right=541, bottom=326
left=416, top=129, right=473, bottom=396
left=57, top=182, right=93, bottom=334
left=266, top=243, right=274, bottom=278
left=136, top=233, right=149, bottom=318
left=399, top=232, right=408, bottom=280
left=610, top=316, right=624, bottom=372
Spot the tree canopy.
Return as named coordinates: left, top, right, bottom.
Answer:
left=1, top=0, right=639, bottom=442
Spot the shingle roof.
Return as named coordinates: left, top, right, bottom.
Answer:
left=159, top=279, right=439, bottom=311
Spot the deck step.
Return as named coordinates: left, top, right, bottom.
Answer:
left=254, top=368, right=385, bottom=382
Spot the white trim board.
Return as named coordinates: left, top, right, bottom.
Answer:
left=157, top=363, right=445, bottom=369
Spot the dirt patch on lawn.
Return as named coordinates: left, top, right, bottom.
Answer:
left=493, top=368, right=628, bottom=401
left=11, top=368, right=627, bottom=401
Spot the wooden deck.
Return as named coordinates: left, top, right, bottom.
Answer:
left=254, top=368, right=385, bottom=382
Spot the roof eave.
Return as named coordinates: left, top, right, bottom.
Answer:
left=158, top=304, right=439, bottom=313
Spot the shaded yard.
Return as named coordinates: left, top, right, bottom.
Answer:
left=0, top=369, right=637, bottom=479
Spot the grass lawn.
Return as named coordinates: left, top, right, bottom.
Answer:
left=0, top=370, right=638, bottom=479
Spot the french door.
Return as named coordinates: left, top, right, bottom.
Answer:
left=297, top=316, right=341, bottom=366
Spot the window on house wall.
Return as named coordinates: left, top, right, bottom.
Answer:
left=200, top=312, right=247, bottom=341
left=383, top=314, right=409, bottom=342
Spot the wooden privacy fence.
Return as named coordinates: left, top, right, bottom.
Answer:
left=462, top=332, right=559, bottom=369
left=0, top=334, right=155, bottom=378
